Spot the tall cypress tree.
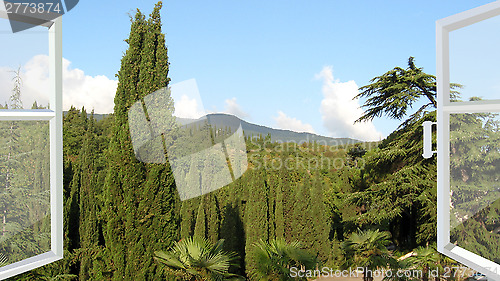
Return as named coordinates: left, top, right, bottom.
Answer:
left=194, top=197, right=207, bottom=239
left=291, top=177, right=313, bottom=247
left=274, top=150, right=294, bottom=241
left=78, top=116, right=106, bottom=280
left=244, top=168, right=270, bottom=276
left=219, top=181, right=245, bottom=274
left=134, top=3, right=180, bottom=279
left=309, top=174, right=330, bottom=262
left=205, top=192, right=220, bottom=245
left=103, top=10, right=146, bottom=279
left=103, top=2, right=178, bottom=280
left=179, top=199, right=196, bottom=239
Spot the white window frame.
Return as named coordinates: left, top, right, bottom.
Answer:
left=0, top=13, right=63, bottom=279
left=436, top=1, right=500, bottom=280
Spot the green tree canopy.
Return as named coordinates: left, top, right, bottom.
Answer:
left=354, top=57, right=461, bottom=126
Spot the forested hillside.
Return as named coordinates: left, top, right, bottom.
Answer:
left=10, top=106, right=445, bottom=280
left=5, top=2, right=497, bottom=281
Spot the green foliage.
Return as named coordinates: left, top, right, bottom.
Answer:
left=0, top=114, right=50, bottom=264
left=178, top=140, right=352, bottom=275
left=154, top=237, right=242, bottom=281
left=247, top=238, right=317, bottom=281
left=63, top=107, right=89, bottom=159
left=308, top=175, right=331, bottom=262
left=342, top=229, right=396, bottom=281
left=384, top=245, right=454, bottom=281
left=346, top=112, right=437, bottom=248
left=290, top=179, right=313, bottom=253
left=405, top=246, right=441, bottom=281
left=180, top=199, right=197, bottom=239
left=2, top=37, right=460, bottom=281
left=244, top=168, right=270, bottom=276
left=194, top=197, right=207, bottom=240
left=347, top=143, right=367, bottom=161
left=9, top=67, right=23, bottom=110
left=102, top=2, right=179, bottom=280
left=347, top=57, right=458, bottom=249
left=448, top=109, right=500, bottom=263
left=355, top=57, right=461, bottom=127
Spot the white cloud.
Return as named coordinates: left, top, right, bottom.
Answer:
left=173, top=94, right=205, bottom=119
left=0, top=56, right=50, bottom=108
left=223, top=97, right=249, bottom=119
left=316, top=66, right=382, bottom=141
left=274, top=111, right=316, bottom=134
left=170, top=79, right=206, bottom=119
left=0, top=55, right=117, bottom=113
left=62, top=58, right=117, bottom=113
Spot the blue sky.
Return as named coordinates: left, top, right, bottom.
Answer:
left=1, top=0, right=497, bottom=140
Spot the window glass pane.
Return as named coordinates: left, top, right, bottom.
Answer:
left=0, top=120, right=50, bottom=266
left=449, top=113, right=500, bottom=263
left=449, top=15, right=500, bottom=103
left=0, top=19, right=49, bottom=109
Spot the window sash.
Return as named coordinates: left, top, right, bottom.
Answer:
left=437, top=1, right=500, bottom=280
left=0, top=16, right=62, bottom=279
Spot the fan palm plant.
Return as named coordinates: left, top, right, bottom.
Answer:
left=405, top=246, right=440, bottom=281
left=154, top=237, right=242, bottom=281
left=0, top=252, right=8, bottom=267
left=247, top=238, right=317, bottom=281
left=342, top=229, right=396, bottom=281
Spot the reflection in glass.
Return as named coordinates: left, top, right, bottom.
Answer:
left=450, top=113, right=500, bottom=263
left=0, top=20, right=49, bottom=109
left=449, top=15, right=500, bottom=102
left=0, top=121, right=50, bottom=266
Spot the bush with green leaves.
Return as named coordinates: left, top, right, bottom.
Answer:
left=154, top=237, right=242, bottom=281
left=247, top=238, right=317, bottom=281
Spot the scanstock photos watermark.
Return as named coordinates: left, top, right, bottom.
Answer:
left=290, top=266, right=485, bottom=279
left=2, top=0, right=78, bottom=32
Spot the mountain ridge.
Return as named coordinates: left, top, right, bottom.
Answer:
left=187, top=113, right=360, bottom=146
left=66, top=111, right=361, bottom=146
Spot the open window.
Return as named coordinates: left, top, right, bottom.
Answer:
left=435, top=1, right=500, bottom=279
left=0, top=5, right=62, bottom=279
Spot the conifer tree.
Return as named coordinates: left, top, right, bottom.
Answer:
left=192, top=192, right=220, bottom=244
left=102, top=9, right=146, bottom=274
left=346, top=112, right=437, bottom=248
left=64, top=153, right=81, bottom=253
left=349, top=58, right=459, bottom=248
left=77, top=116, right=106, bottom=280
left=274, top=151, right=295, bottom=241
left=179, top=199, right=196, bottom=239
left=205, top=192, right=220, bottom=244
left=194, top=197, right=207, bottom=240
left=63, top=107, right=89, bottom=159
left=309, top=174, right=330, bottom=262
left=219, top=180, right=245, bottom=274
left=245, top=169, right=269, bottom=244
left=354, top=56, right=461, bottom=127
left=273, top=155, right=286, bottom=240
left=291, top=178, right=313, bottom=249
left=103, top=2, right=179, bottom=280
left=244, top=168, right=270, bottom=276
